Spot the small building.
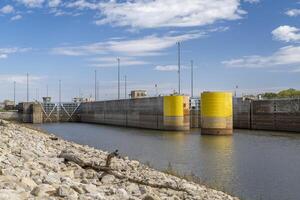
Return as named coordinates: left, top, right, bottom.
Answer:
left=73, top=97, right=93, bottom=103
left=190, top=97, right=200, bottom=110
left=3, top=100, right=15, bottom=110
left=42, top=97, right=52, bottom=104
left=130, top=90, right=147, bottom=99
left=73, top=97, right=84, bottom=103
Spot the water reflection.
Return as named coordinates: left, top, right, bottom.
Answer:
left=38, top=123, right=300, bottom=200
left=198, top=136, right=234, bottom=190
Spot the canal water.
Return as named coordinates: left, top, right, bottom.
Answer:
left=38, top=123, right=300, bottom=200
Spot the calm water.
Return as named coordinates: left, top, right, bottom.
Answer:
left=38, top=123, right=300, bottom=200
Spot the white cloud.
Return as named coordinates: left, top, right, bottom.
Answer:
left=48, top=0, right=61, bottom=8
left=89, top=57, right=148, bottom=67
left=272, top=26, right=300, bottom=43
left=222, top=45, right=300, bottom=68
left=66, top=0, right=99, bottom=10
left=285, top=9, right=300, bottom=17
left=291, top=68, right=300, bottom=73
left=0, top=5, right=15, bottom=14
left=244, top=0, right=260, bottom=3
left=154, top=65, right=179, bottom=71
left=17, top=0, right=45, bottom=8
left=0, top=47, right=31, bottom=59
left=53, top=31, right=205, bottom=57
left=96, top=0, right=245, bottom=28
left=0, top=75, right=43, bottom=84
left=0, top=54, right=8, bottom=59
left=154, top=64, right=189, bottom=71
left=11, top=15, right=22, bottom=21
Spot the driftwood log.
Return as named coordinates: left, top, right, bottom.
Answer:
left=58, top=150, right=191, bottom=194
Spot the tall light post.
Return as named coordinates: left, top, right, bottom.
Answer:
left=58, top=80, right=61, bottom=121
left=191, top=60, right=194, bottom=98
left=94, top=70, right=97, bottom=101
left=13, top=81, right=16, bottom=105
left=124, top=75, right=127, bottom=99
left=177, top=42, right=181, bottom=94
left=46, top=85, right=49, bottom=97
left=26, top=73, right=29, bottom=102
left=235, top=85, right=239, bottom=97
left=118, top=58, right=120, bottom=100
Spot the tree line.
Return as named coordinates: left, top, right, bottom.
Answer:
left=261, top=88, right=300, bottom=99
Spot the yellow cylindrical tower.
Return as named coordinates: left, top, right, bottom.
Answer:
left=163, top=96, right=190, bottom=131
left=201, top=92, right=233, bottom=135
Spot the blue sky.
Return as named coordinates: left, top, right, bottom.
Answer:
left=0, top=0, right=300, bottom=102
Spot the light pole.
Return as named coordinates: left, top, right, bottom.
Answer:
left=94, top=70, right=97, bottom=101
left=46, top=85, right=49, bottom=97
left=26, top=73, right=29, bottom=102
left=177, top=42, right=181, bottom=94
left=191, top=60, right=194, bottom=98
left=13, top=81, right=16, bottom=105
left=58, top=80, right=61, bottom=121
left=235, top=85, right=239, bottom=97
left=118, top=58, right=120, bottom=100
left=124, top=75, right=127, bottom=99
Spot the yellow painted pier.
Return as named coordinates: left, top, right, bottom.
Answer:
left=201, top=92, right=233, bottom=135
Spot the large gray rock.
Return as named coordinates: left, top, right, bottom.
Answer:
left=30, top=184, right=56, bottom=197
left=0, top=189, right=27, bottom=200
left=21, top=177, right=37, bottom=189
left=56, top=185, right=78, bottom=198
left=101, top=174, right=115, bottom=184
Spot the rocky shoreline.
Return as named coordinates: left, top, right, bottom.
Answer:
left=0, top=120, right=239, bottom=200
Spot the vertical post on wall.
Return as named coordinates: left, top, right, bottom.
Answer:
left=26, top=73, right=29, bottom=102
left=117, top=58, right=120, bottom=100
left=58, top=80, right=61, bottom=121
left=191, top=60, right=194, bottom=98
left=13, top=81, right=16, bottom=105
left=124, top=75, right=127, bottom=99
left=94, top=70, right=97, bottom=101
left=177, top=42, right=181, bottom=94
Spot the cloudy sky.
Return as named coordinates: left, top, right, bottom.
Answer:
left=0, top=0, right=299, bottom=102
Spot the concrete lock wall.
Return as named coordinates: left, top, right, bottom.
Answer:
left=17, top=97, right=300, bottom=133
left=79, top=96, right=190, bottom=131
left=233, top=98, right=251, bottom=129
left=233, top=98, right=300, bottom=132
left=18, top=102, right=34, bottom=123
left=0, top=111, right=20, bottom=121
left=32, top=104, right=43, bottom=124
left=251, top=99, right=300, bottom=132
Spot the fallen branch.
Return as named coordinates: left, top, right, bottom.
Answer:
left=58, top=150, right=191, bottom=194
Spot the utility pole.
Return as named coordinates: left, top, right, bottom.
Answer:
left=13, top=81, right=16, bottom=105
left=58, top=80, right=61, bottom=121
left=155, top=84, right=158, bottom=97
left=46, top=85, right=49, bottom=97
left=59, top=80, right=61, bottom=105
left=26, top=73, right=29, bottom=102
left=97, top=81, right=100, bottom=101
left=117, top=58, right=120, bottom=100
left=35, top=88, right=38, bottom=101
left=124, top=75, right=127, bottom=99
left=235, top=85, right=238, bottom=97
left=191, top=60, right=194, bottom=98
left=94, top=70, right=97, bottom=101
left=177, top=42, right=181, bottom=94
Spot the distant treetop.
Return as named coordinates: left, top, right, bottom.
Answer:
left=261, top=88, right=300, bottom=99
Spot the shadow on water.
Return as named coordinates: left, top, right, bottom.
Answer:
left=38, top=123, right=300, bottom=200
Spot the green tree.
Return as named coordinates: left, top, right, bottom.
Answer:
left=261, top=92, right=278, bottom=99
